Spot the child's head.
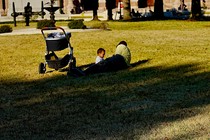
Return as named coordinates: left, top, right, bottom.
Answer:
left=97, top=48, right=105, bottom=58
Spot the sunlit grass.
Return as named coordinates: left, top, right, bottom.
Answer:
left=0, top=21, right=209, bottom=139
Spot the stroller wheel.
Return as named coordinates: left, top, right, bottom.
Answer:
left=69, top=57, right=76, bottom=69
left=39, top=63, right=46, bottom=74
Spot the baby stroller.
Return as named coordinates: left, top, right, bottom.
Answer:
left=39, top=27, right=76, bottom=74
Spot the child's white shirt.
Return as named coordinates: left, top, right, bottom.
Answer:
left=95, top=56, right=104, bottom=64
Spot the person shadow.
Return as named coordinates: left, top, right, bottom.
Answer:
left=130, top=59, right=150, bottom=67
left=77, top=59, right=150, bottom=70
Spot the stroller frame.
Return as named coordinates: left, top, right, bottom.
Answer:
left=39, top=26, right=76, bottom=74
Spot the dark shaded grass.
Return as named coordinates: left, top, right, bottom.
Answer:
left=0, top=62, right=209, bottom=139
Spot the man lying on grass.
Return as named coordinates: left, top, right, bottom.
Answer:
left=69, top=41, right=131, bottom=77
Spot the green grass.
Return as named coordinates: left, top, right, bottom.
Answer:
left=0, top=21, right=210, bottom=139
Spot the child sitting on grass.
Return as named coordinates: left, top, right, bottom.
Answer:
left=95, top=48, right=105, bottom=64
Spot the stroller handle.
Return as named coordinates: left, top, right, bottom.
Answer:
left=41, top=26, right=68, bottom=40
left=41, top=27, right=64, bottom=31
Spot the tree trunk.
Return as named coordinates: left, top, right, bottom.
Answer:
left=191, top=0, right=201, bottom=20
left=154, top=0, right=164, bottom=19
left=123, top=0, right=132, bottom=20
left=92, top=0, right=99, bottom=20
left=93, top=9, right=99, bottom=20
left=59, top=0, right=64, bottom=14
left=106, top=0, right=116, bottom=20
left=107, top=8, right=113, bottom=20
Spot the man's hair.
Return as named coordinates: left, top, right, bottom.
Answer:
left=117, top=41, right=127, bottom=47
left=97, top=48, right=105, bottom=54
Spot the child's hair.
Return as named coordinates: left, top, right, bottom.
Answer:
left=97, top=48, right=105, bottom=55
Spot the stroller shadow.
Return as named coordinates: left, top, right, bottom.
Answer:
left=77, top=63, right=95, bottom=70
left=45, top=68, right=69, bottom=73
left=45, top=70, right=55, bottom=73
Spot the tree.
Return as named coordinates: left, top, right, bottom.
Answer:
left=154, top=0, right=164, bottom=19
left=106, top=0, right=116, bottom=20
left=81, top=0, right=99, bottom=20
left=123, top=0, right=132, bottom=20
left=59, top=0, right=64, bottom=14
left=191, top=0, right=201, bottom=20
left=92, top=0, right=99, bottom=20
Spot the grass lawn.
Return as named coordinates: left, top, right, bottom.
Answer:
left=0, top=20, right=210, bottom=139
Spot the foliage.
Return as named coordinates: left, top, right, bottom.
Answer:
left=36, top=20, right=55, bottom=29
left=86, top=21, right=109, bottom=30
left=67, top=19, right=86, bottom=29
left=0, top=25, right=12, bottom=33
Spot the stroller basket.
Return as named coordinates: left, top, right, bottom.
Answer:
left=46, top=32, right=71, bottom=51
left=46, top=54, right=70, bottom=70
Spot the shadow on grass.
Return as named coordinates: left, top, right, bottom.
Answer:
left=77, top=59, right=150, bottom=70
left=0, top=62, right=209, bottom=139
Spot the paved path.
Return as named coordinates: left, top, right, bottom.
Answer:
left=0, top=26, right=100, bottom=36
